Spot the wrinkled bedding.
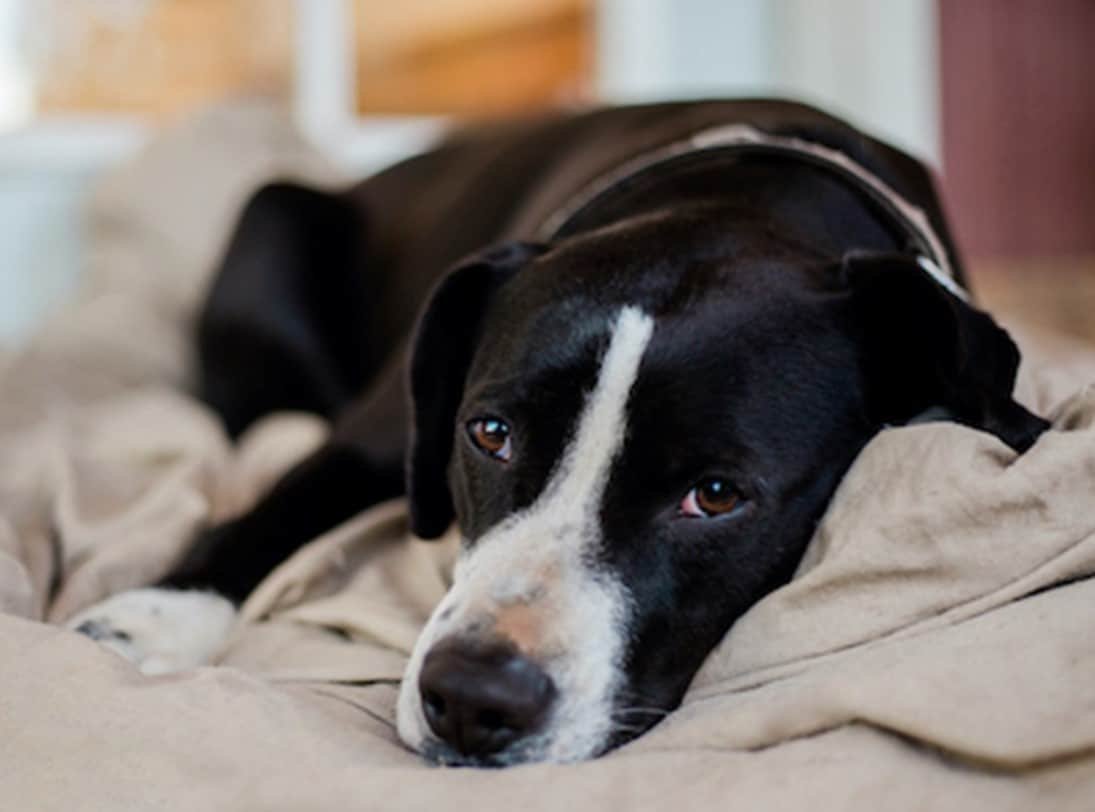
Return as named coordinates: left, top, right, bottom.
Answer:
left=3, top=104, right=1095, bottom=811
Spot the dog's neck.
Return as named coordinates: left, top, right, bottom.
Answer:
left=538, top=125, right=966, bottom=301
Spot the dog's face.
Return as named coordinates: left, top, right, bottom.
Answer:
left=396, top=209, right=1045, bottom=766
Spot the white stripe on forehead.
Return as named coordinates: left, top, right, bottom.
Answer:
left=457, top=303, right=655, bottom=565
left=455, top=304, right=654, bottom=597
left=540, top=305, right=655, bottom=511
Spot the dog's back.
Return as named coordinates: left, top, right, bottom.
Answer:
left=198, top=100, right=963, bottom=438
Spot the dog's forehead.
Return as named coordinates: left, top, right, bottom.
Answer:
left=467, top=290, right=620, bottom=397
left=462, top=250, right=861, bottom=509
left=459, top=217, right=860, bottom=505
left=470, top=258, right=833, bottom=393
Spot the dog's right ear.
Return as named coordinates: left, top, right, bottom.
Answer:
left=840, top=252, right=1049, bottom=453
left=407, top=242, right=546, bottom=538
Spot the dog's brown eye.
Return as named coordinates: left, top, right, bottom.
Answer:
left=467, top=417, right=512, bottom=461
left=680, top=477, right=741, bottom=518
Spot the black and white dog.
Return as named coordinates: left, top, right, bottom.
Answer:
left=70, top=100, right=1048, bottom=767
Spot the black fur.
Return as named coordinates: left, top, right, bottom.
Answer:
left=163, top=100, right=1047, bottom=747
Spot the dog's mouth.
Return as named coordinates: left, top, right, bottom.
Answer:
left=407, top=675, right=676, bottom=768
left=410, top=686, right=660, bottom=768
left=419, top=736, right=551, bottom=769
left=418, top=735, right=624, bottom=769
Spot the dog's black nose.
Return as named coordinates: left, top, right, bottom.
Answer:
left=419, top=637, right=556, bottom=758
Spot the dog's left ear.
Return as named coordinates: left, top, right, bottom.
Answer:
left=407, top=242, right=546, bottom=538
left=841, top=252, right=1049, bottom=453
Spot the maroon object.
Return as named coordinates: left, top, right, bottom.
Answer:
left=939, top=0, right=1095, bottom=260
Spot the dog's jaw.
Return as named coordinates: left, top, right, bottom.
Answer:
left=397, top=307, right=655, bottom=765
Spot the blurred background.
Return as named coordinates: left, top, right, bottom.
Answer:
left=0, top=0, right=1091, bottom=346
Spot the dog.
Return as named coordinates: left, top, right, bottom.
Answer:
left=69, top=100, right=1049, bottom=767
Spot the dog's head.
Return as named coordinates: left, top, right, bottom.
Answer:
left=395, top=208, right=1046, bottom=766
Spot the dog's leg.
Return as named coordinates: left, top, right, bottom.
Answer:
left=68, top=438, right=402, bottom=672
left=69, top=178, right=420, bottom=668
left=165, top=346, right=410, bottom=600
left=198, top=182, right=381, bottom=437
left=66, top=588, right=236, bottom=675
left=71, top=352, right=409, bottom=670
left=162, top=445, right=402, bottom=601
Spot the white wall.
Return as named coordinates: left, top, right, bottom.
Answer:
left=0, top=168, right=91, bottom=339
left=596, top=0, right=774, bottom=98
left=595, top=0, right=940, bottom=164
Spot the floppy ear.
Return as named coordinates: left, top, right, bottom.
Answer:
left=842, top=253, right=1049, bottom=453
left=407, top=242, right=546, bottom=538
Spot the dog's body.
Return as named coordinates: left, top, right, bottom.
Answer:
left=70, top=100, right=1048, bottom=766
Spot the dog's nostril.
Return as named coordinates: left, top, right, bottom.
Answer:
left=419, top=637, right=556, bottom=757
left=423, top=690, right=446, bottom=718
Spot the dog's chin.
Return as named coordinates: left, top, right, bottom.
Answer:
left=414, top=733, right=614, bottom=769
left=398, top=689, right=648, bottom=767
left=417, top=738, right=547, bottom=769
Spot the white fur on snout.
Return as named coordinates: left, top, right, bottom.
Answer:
left=67, top=588, right=236, bottom=675
left=398, top=306, right=655, bottom=763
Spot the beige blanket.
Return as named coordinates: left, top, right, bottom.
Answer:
left=3, top=105, right=1095, bottom=810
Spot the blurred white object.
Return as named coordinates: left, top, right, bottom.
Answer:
left=292, top=0, right=445, bottom=172
left=595, top=0, right=939, bottom=165
left=0, top=0, right=31, bottom=131
left=0, top=117, right=148, bottom=343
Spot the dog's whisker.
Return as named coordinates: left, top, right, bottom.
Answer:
left=604, top=720, right=652, bottom=736
left=612, top=708, right=670, bottom=721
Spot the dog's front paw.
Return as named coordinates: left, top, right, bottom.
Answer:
left=66, top=588, right=237, bottom=675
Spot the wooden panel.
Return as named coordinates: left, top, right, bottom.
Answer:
left=35, top=0, right=293, bottom=120
left=353, top=0, right=592, bottom=115
left=939, top=0, right=1095, bottom=260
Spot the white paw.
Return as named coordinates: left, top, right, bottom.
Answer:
left=67, top=588, right=237, bottom=675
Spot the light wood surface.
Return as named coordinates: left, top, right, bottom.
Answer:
left=33, top=0, right=591, bottom=119
left=353, top=0, right=592, bottom=114
left=35, top=0, right=292, bottom=119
